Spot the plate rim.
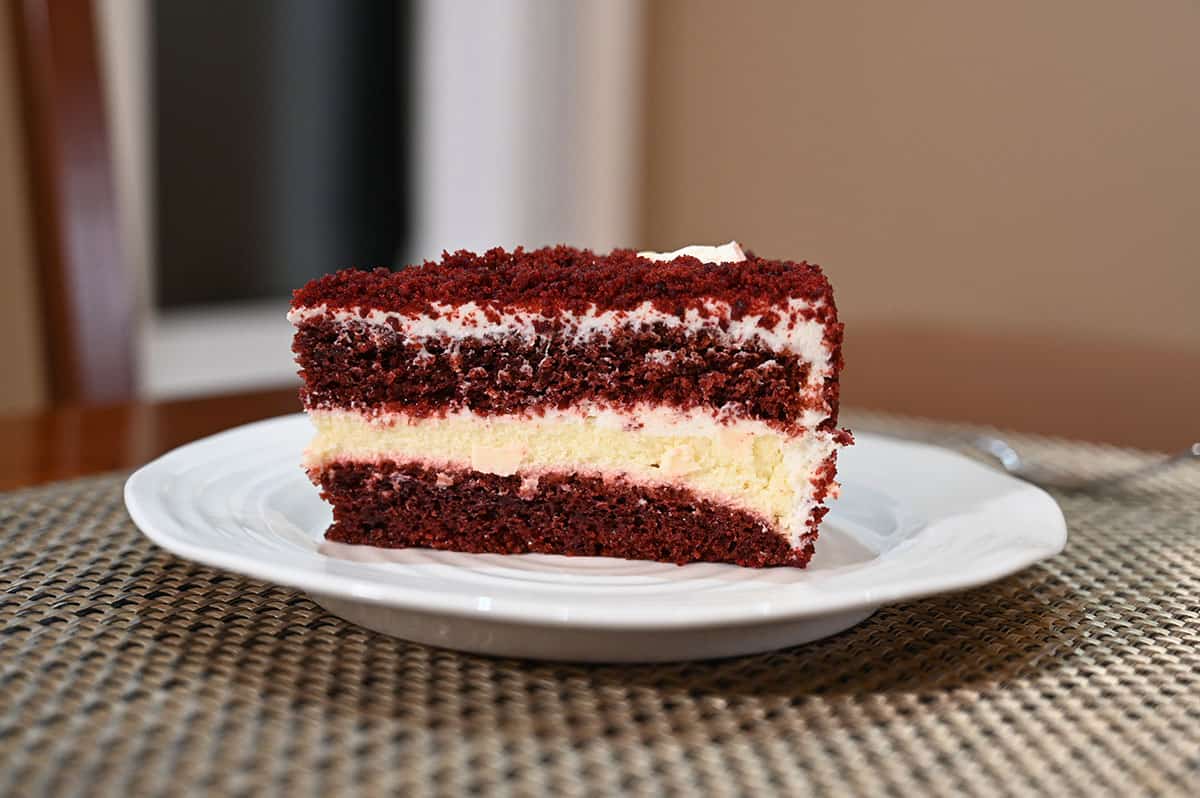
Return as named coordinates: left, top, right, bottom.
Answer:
left=124, top=414, right=1068, bottom=630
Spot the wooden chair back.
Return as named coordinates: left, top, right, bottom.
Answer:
left=11, top=0, right=135, bottom=404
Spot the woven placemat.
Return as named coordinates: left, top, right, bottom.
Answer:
left=1, top=412, right=1197, bottom=797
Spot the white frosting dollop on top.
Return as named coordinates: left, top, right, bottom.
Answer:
left=636, top=241, right=746, bottom=264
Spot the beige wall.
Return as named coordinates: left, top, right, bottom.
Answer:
left=642, top=1, right=1200, bottom=350
left=0, top=6, right=46, bottom=413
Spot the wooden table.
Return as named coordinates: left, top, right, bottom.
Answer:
left=0, top=388, right=300, bottom=491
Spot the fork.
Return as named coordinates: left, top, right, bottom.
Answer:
left=972, top=437, right=1200, bottom=492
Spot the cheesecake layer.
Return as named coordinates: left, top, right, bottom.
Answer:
left=316, top=460, right=816, bottom=568
left=306, top=406, right=840, bottom=547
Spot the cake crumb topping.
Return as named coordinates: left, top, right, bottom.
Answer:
left=291, top=245, right=835, bottom=321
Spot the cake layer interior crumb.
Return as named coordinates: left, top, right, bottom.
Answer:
left=316, top=459, right=817, bottom=568
left=293, top=318, right=839, bottom=430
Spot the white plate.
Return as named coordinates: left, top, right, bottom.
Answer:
left=125, top=414, right=1066, bottom=662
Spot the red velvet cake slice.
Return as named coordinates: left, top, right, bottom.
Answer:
left=290, top=242, right=850, bottom=568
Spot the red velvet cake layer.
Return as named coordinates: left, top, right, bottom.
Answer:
left=293, top=319, right=841, bottom=429
left=315, top=461, right=819, bottom=568
left=292, top=246, right=836, bottom=321
left=295, top=244, right=849, bottom=569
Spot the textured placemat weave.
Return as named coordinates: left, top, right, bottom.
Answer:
left=1, top=412, right=1197, bottom=797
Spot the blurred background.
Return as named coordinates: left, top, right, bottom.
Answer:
left=0, top=0, right=1196, bottom=450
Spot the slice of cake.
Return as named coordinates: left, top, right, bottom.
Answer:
left=289, top=242, right=850, bottom=568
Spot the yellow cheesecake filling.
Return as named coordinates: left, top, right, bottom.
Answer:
left=306, top=405, right=838, bottom=546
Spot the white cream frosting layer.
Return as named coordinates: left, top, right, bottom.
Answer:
left=306, top=405, right=840, bottom=548
left=289, top=299, right=830, bottom=382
